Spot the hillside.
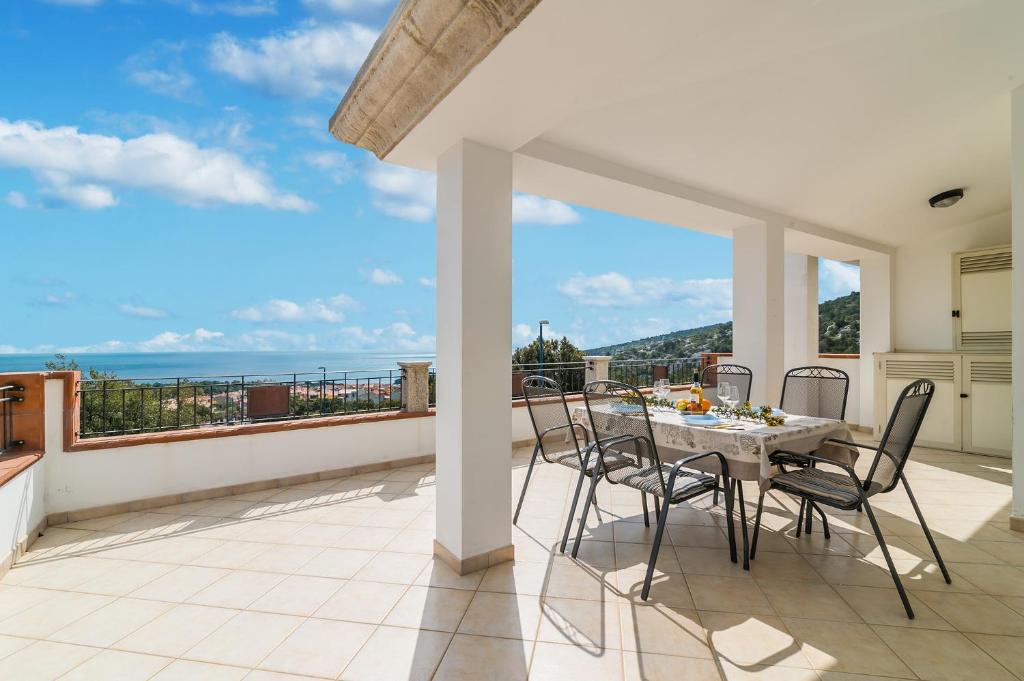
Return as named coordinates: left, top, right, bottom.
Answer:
left=585, top=292, right=859, bottom=358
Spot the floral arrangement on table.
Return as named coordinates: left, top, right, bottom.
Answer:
left=710, top=402, right=787, bottom=426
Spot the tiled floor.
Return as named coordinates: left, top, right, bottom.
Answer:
left=1, top=445, right=1021, bottom=680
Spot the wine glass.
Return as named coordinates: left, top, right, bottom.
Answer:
left=717, top=381, right=734, bottom=409
left=729, top=384, right=741, bottom=407
left=653, top=379, right=670, bottom=407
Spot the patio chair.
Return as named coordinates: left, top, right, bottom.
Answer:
left=750, top=379, right=948, bottom=619
left=770, top=366, right=851, bottom=536
left=700, top=363, right=752, bottom=505
left=571, top=380, right=736, bottom=600
left=515, top=376, right=635, bottom=553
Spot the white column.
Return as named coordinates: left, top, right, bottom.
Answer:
left=584, top=356, right=611, bottom=383
left=434, top=139, right=515, bottom=572
left=859, top=252, right=893, bottom=435
left=732, top=222, right=785, bottom=405
left=784, top=253, right=819, bottom=370
left=1011, top=85, right=1024, bottom=531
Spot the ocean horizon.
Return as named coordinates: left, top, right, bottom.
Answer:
left=0, top=351, right=437, bottom=379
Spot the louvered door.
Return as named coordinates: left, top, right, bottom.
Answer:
left=876, top=354, right=961, bottom=450
left=962, top=355, right=1011, bottom=457
left=953, top=246, right=1011, bottom=352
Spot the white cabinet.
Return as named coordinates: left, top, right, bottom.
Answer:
left=874, top=352, right=1010, bottom=458
left=953, top=246, right=1011, bottom=352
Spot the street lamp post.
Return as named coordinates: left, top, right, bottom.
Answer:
left=537, top=320, right=549, bottom=376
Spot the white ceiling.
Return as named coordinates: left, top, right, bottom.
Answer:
left=387, top=0, right=1024, bottom=250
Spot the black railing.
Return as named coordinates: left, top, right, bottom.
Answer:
left=0, top=384, right=25, bottom=454
left=513, top=361, right=587, bottom=395
left=608, top=358, right=701, bottom=388
left=78, top=369, right=403, bottom=439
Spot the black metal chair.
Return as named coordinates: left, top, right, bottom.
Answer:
left=571, top=380, right=736, bottom=600
left=751, top=379, right=948, bottom=619
left=701, top=363, right=752, bottom=505
left=515, top=376, right=634, bottom=553
left=770, top=366, right=851, bottom=536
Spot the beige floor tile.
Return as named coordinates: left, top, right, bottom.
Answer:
left=974, top=540, right=1024, bottom=566
left=285, top=523, right=354, bottom=548
left=803, top=555, right=899, bottom=588
left=676, top=547, right=748, bottom=577
left=332, top=525, right=400, bottom=550
left=617, top=603, right=711, bottom=658
left=139, top=537, right=230, bottom=565
left=259, top=618, right=374, bottom=678
left=245, top=671, right=325, bottom=681
left=530, top=641, right=623, bottom=681
left=667, top=525, right=729, bottom=549
left=622, top=650, right=721, bottom=681
left=432, top=633, right=531, bottom=681
left=188, top=541, right=270, bottom=569
left=314, top=579, right=407, bottom=623
left=913, top=589, right=1024, bottom=635
left=186, top=570, right=284, bottom=609
left=478, top=562, right=548, bottom=596
left=184, top=610, right=304, bottom=668
left=294, top=547, right=375, bottom=579
left=948, top=562, right=1024, bottom=597
left=0, top=585, right=60, bottom=620
left=150, top=659, right=248, bottom=681
left=684, top=574, right=773, bottom=615
left=129, top=565, right=230, bottom=603
left=537, top=596, right=620, bottom=649
left=718, top=660, right=817, bottom=681
left=458, top=591, right=543, bottom=640
left=241, top=544, right=323, bottom=574
left=701, top=611, right=811, bottom=668
left=50, top=597, right=171, bottom=648
left=59, top=649, right=172, bottom=681
left=0, top=590, right=113, bottom=638
left=832, top=585, right=950, bottom=629
left=385, top=528, right=435, bottom=554
left=782, top=618, right=913, bottom=678
left=613, top=541, right=679, bottom=572
left=0, top=640, right=98, bottom=681
left=544, top=562, right=613, bottom=601
left=873, top=625, right=1017, bottom=681
left=757, top=579, right=859, bottom=622
left=353, top=551, right=432, bottom=584
left=340, top=625, right=452, bottom=681
left=615, top=569, right=694, bottom=609
left=414, top=558, right=486, bottom=591
left=248, top=574, right=345, bottom=616
left=749, top=551, right=823, bottom=582
left=0, top=633, right=32, bottom=659
left=75, top=560, right=176, bottom=596
left=965, top=632, right=1024, bottom=679
left=114, top=603, right=238, bottom=657
left=384, top=585, right=474, bottom=632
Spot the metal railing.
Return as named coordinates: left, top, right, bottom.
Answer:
left=512, top=361, right=587, bottom=395
left=608, top=358, right=701, bottom=387
left=0, top=384, right=25, bottom=454
left=78, top=369, right=403, bottom=439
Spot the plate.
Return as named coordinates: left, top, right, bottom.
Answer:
left=681, top=414, right=722, bottom=425
left=611, top=404, right=644, bottom=415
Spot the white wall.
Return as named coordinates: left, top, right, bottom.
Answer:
left=817, top=356, right=861, bottom=427
left=0, top=463, right=45, bottom=570
left=894, top=211, right=1011, bottom=351
left=43, top=379, right=436, bottom=516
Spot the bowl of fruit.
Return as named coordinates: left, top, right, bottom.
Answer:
left=675, top=398, right=712, bottom=415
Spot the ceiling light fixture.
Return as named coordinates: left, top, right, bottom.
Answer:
left=928, top=188, right=964, bottom=208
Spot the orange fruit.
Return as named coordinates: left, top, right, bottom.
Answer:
left=701, top=399, right=711, bottom=412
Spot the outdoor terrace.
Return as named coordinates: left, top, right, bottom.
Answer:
left=0, top=441, right=1019, bottom=680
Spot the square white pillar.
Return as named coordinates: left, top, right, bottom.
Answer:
left=859, top=252, right=893, bottom=435
left=1011, top=85, right=1024, bottom=531
left=784, top=253, right=819, bottom=370
left=434, top=139, right=515, bottom=572
left=732, top=222, right=785, bottom=405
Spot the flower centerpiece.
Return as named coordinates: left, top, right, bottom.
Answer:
left=711, top=402, right=786, bottom=426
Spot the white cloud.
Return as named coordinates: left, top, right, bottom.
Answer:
left=558, top=272, right=733, bottom=318
left=368, top=268, right=402, bottom=285
left=182, top=0, right=276, bottom=16
left=514, top=323, right=533, bottom=340
left=511, top=194, right=581, bottom=225
left=418, top=277, right=436, bottom=289
left=4, top=191, right=28, bottom=208
left=819, top=259, right=860, bottom=302
left=230, top=293, right=357, bottom=323
left=0, top=118, right=313, bottom=212
left=40, top=291, right=78, bottom=307
left=364, top=162, right=580, bottom=225
left=302, top=0, right=392, bottom=13
left=304, top=150, right=353, bottom=185
left=337, top=322, right=435, bottom=353
left=209, top=21, right=377, bottom=98
left=123, top=43, right=197, bottom=101
left=119, top=303, right=169, bottom=319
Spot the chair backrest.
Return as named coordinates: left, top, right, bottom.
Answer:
left=582, top=380, right=665, bottom=491
left=522, top=376, right=581, bottom=463
left=864, top=379, right=934, bottom=494
left=779, top=366, right=849, bottom=420
left=701, top=363, right=753, bottom=407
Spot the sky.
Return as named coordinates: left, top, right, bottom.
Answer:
left=0, top=0, right=860, bottom=356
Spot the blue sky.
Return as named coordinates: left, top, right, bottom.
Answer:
left=1, top=0, right=859, bottom=355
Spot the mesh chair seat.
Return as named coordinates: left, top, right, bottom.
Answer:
left=768, top=451, right=813, bottom=469
left=606, top=462, right=716, bottom=502
left=770, top=467, right=876, bottom=508
left=552, top=448, right=633, bottom=475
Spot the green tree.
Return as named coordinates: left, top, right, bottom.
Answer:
left=512, top=336, right=586, bottom=392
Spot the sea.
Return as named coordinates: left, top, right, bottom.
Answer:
left=0, top=351, right=437, bottom=380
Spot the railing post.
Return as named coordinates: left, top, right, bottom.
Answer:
left=399, top=361, right=432, bottom=413
left=584, top=356, right=612, bottom=384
